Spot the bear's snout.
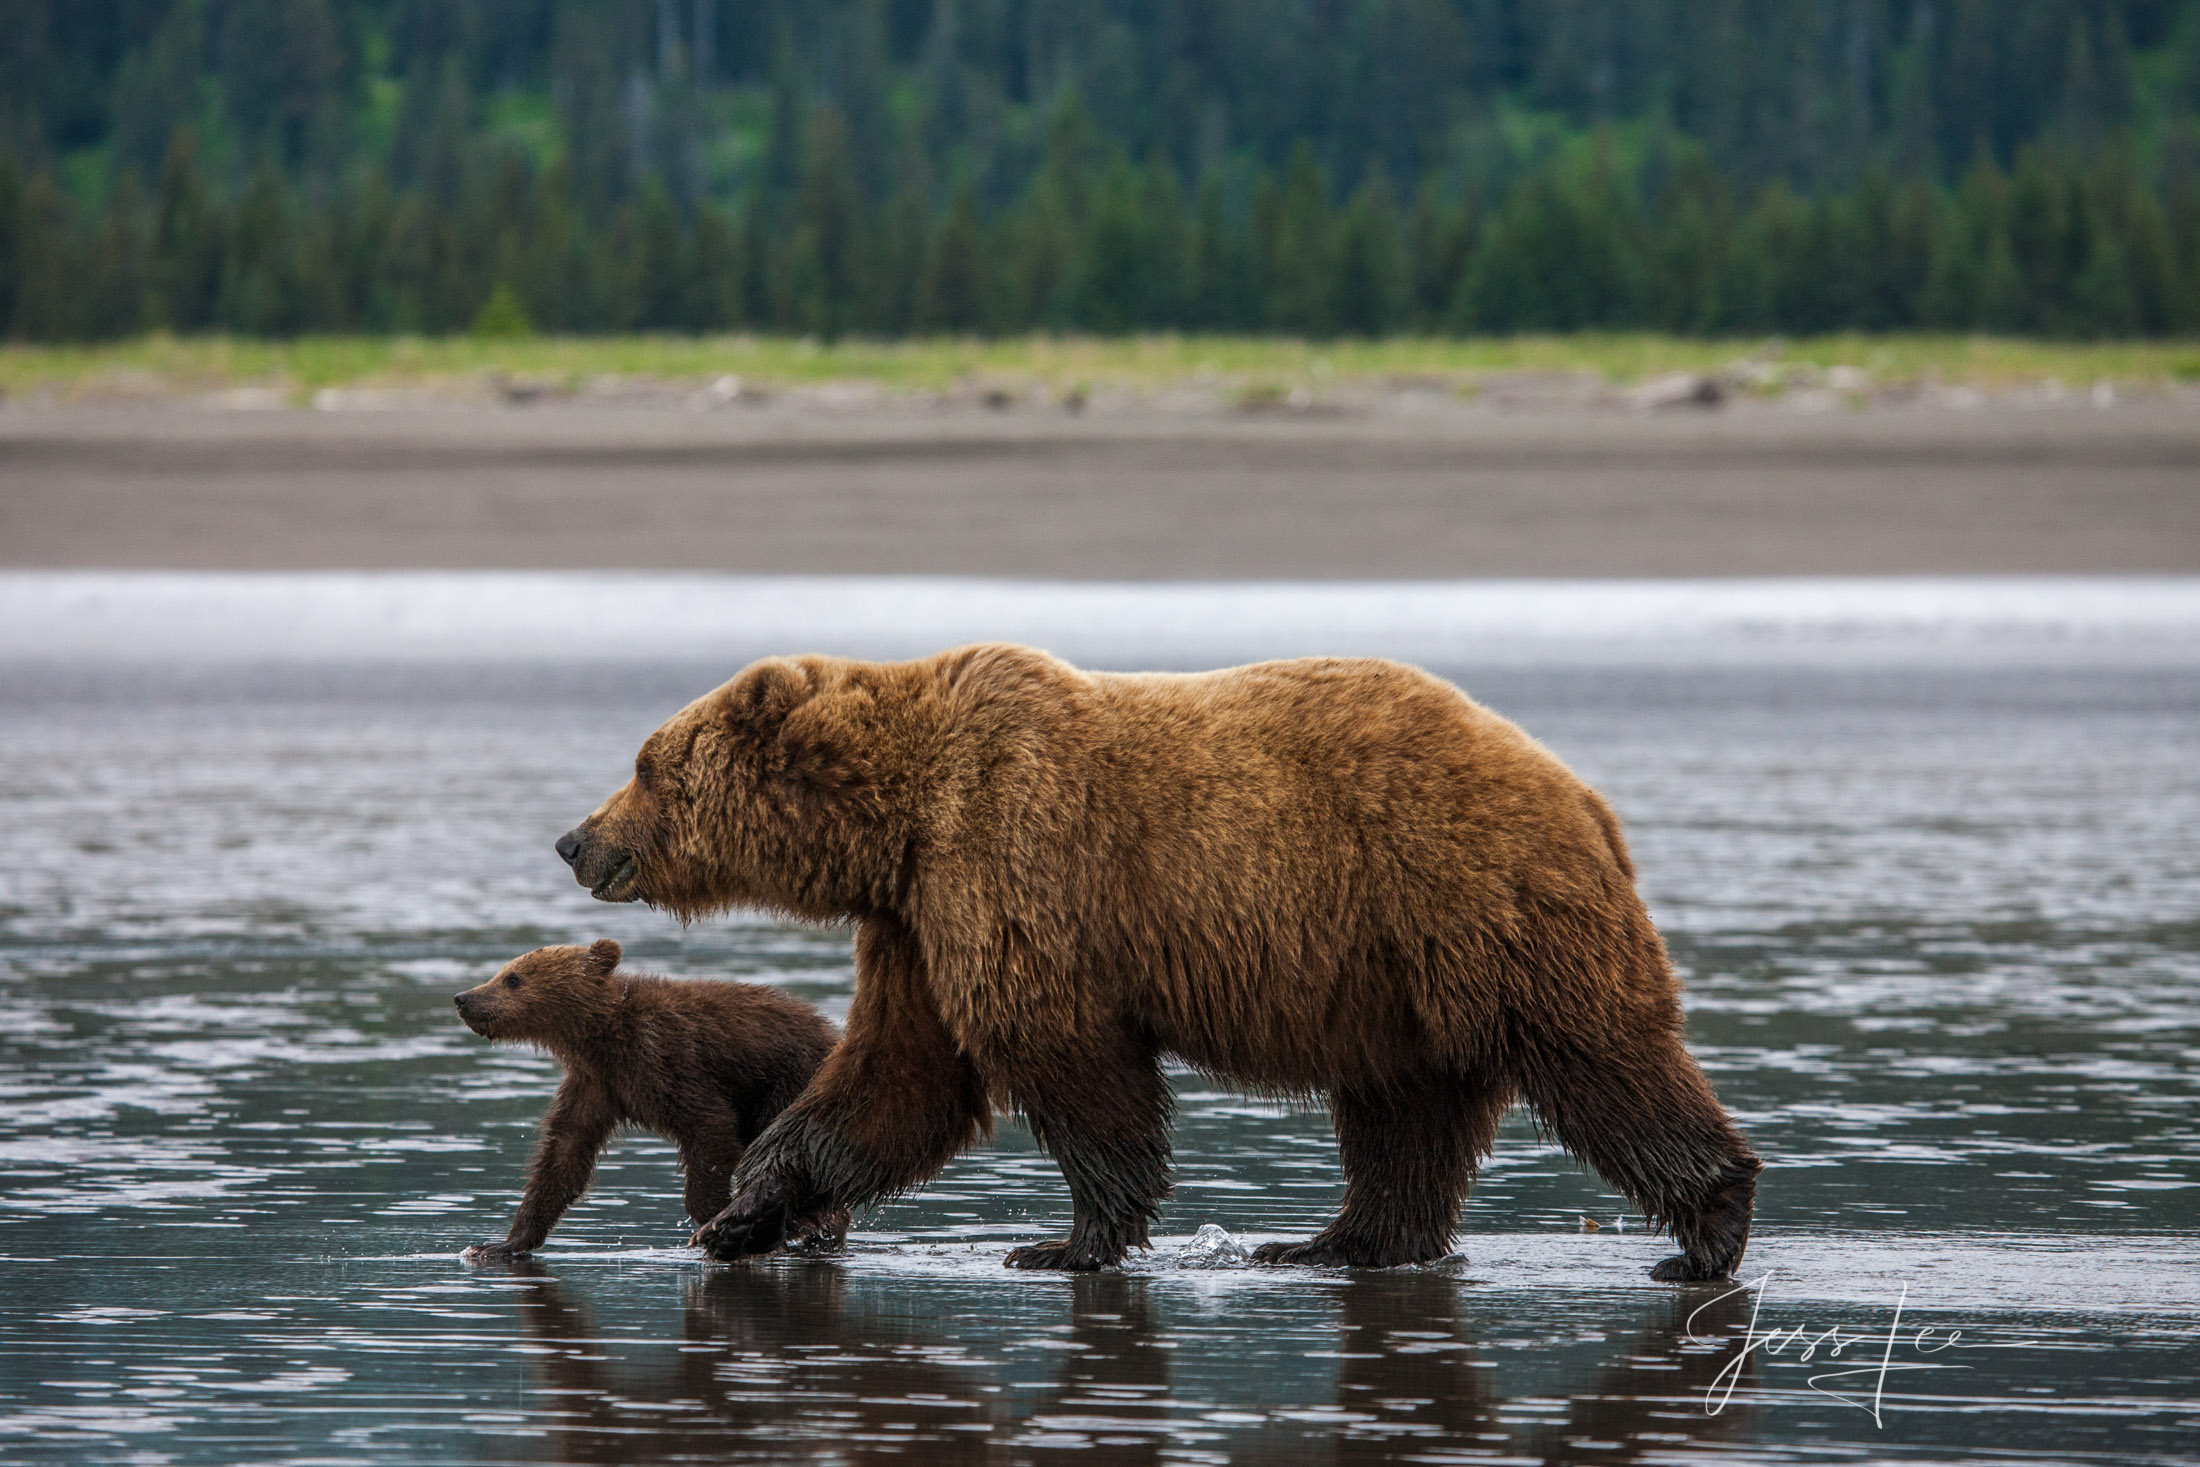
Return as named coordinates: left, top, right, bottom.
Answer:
left=559, top=825, right=643, bottom=903
left=454, top=989, right=496, bottom=1037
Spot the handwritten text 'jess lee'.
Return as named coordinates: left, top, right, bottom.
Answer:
left=1689, top=1273, right=1972, bottom=1425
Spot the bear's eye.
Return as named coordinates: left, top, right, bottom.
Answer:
left=503, top=973, right=522, bottom=989
left=634, top=761, right=652, bottom=792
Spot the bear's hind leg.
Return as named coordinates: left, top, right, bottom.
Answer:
left=1518, top=1031, right=1762, bottom=1282
left=1000, top=1032, right=1173, bottom=1272
left=1252, top=1077, right=1509, bottom=1268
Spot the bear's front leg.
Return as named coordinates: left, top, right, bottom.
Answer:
left=693, top=919, right=988, bottom=1261
left=691, top=1174, right=799, bottom=1257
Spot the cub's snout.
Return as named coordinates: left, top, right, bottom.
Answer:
left=452, top=985, right=498, bottom=1037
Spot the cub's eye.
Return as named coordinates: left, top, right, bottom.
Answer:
left=503, top=973, right=522, bottom=989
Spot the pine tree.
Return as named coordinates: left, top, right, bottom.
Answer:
left=628, top=178, right=687, bottom=329
left=1334, top=172, right=1406, bottom=336
left=1184, top=175, right=1255, bottom=331
left=1002, top=176, right=1073, bottom=331
left=688, top=203, right=744, bottom=330
left=785, top=106, right=861, bottom=338
left=1072, top=153, right=1150, bottom=332
left=10, top=171, right=74, bottom=340
left=0, top=154, right=21, bottom=336
left=1406, top=182, right=1475, bottom=333
left=863, top=183, right=929, bottom=335
left=150, top=129, right=223, bottom=332
left=919, top=182, right=983, bottom=333
left=1268, top=145, right=1338, bottom=335
left=1643, top=152, right=1730, bottom=333
left=80, top=175, right=149, bottom=340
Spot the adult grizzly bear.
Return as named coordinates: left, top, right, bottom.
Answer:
left=554, top=645, right=1761, bottom=1279
left=453, top=939, right=846, bottom=1260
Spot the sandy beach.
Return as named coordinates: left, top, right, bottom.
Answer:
left=3, top=395, right=2196, bottom=576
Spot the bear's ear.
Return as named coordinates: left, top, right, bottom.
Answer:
left=775, top=681, right=890, bottom=793
left=730, top=658, right=813, bottom=736
left=588, top=938, right=622, bottom=972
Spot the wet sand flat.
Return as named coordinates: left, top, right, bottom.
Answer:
left=3, top=399, right=2198, bottom=575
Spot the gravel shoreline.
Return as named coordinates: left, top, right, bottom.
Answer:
left=5, top=394, right=2196, bottom=576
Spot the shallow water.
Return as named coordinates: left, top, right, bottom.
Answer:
left=2, top=582, right=2198, bottom=1465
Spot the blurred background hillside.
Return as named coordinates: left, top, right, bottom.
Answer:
left=9, top=0, right=2200, bottom=340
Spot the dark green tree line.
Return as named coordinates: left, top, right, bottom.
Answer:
left=5, top=1, right=2200, bottom=338
left=7, top=120, right=2199, bottom=339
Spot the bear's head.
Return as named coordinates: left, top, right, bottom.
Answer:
left=454, top=939, right=624, bottom=1043
left=554, top=655, right=931, bottom=923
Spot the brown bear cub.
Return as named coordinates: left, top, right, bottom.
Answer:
left=556, top=645, right=1764, bottom=1281
left=453, top=939, right=847, bottom=1261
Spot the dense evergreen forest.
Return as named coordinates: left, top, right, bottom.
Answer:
left=7, top=0, right=2200, bottom=340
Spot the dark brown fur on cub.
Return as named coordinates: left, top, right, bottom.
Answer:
left=454, top=939, right=846, bottom=1260
left=554, top=646, right=1762, bottom=1279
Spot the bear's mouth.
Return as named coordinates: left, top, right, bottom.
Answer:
left=590, top=854, right=641, bottom=903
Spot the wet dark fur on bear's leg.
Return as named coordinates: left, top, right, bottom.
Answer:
left=1648, top=1160, right=1761, bottom=1281
left=1000, top=1029, right=1174, bottom=1271
left=1253, top=1077, right=1511, bottom=1268
left=1516, top=1025, right=1763, bottom=1283
left=696, top=920, right=991, bottom=1261
left=681, top=1138, right=849, bottom=1256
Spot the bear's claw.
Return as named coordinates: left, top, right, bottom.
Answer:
left=1252, top=1236, right=1442, bottom=1268
left=694, top=1197, right=791, bottom=1260
left=1650, top=1253, right=1733, bottom=1282
left=1250, top=1239, right=1356, bottom=1267
left=1003, top=1239, right=1110, bottom=1271
left=461, top=1241, right=529, bottom=1265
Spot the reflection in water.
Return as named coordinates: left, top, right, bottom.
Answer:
left=1516, top=1285, right=1762, bottom=1467
left=1329, top=1271, right=1501, bottom=1465
left=2, top=652, right=2198, bottom=1464
left=481, top=1262, right=1782, bottom=1466
left=496, top=1263, right=1181, bottom=1464
left=505, top=1263, right=994, bottom=1464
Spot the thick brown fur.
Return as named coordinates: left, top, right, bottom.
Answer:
left=555, top=646, right=1762, bottom=1278
left=453, top=939, right=847, bottom=1260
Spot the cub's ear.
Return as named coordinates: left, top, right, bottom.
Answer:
left=588, top=938, right=622, bottom=972
left=730, top=658, right=813, bottom=735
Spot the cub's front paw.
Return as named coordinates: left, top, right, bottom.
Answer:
left=460, top=1240, right=529, bottom=1265
left=692, top=1186, right=794, bottom=1261
left=1650, top=1253, right=1734, bottom=1283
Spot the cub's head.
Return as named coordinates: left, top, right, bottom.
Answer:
left=454, top=939, right=623, bottom=1043
left=553, top=655, right=929, bottom=923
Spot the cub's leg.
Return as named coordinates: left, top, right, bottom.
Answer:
left=695, top=920, right=987, bottom=1260
left=999, top=1027, right=1173, bottom=1272
left=1517, top=1030, right=1762, bottom=1282
left=464, top=1077, right=617, bottom=1262
left=679, top=1119, right=743, bottom=1230
left=1254, top=1077, right=1509, bottom=1268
